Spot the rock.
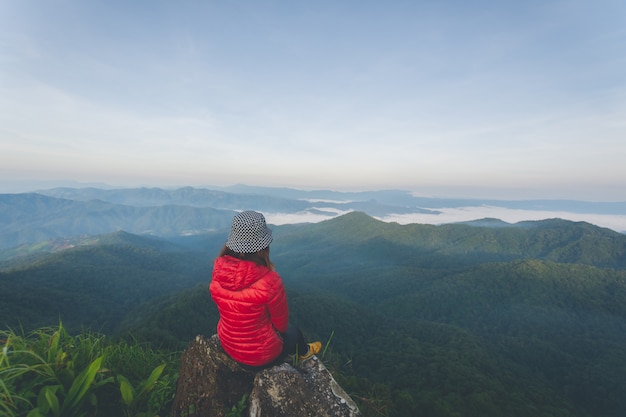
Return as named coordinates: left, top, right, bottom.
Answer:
left=170, top=335, right=256, bottom=417
left=170, top=334, right=360, bottom=417
left=249, top=357, right=360, bottom=417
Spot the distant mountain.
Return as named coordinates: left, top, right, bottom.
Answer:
left=220, top=184, right=626, bottom=215
left=38, top=185, right=626, bottom=215
left=36, top=186, right=310, bottom=210
left=271, top=212, right=626, bottom=272
left=36, top=186, right=428, bottom=216
left=0, top=193, right=235, bottom=249
left=2, top=186, right=624, bottom=252
left=0, top=179, right=116, bottom=193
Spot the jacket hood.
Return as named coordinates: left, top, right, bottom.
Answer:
left=212, top=255, right=270, bottom=291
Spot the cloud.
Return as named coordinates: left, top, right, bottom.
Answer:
left=266, top=205, right=626, bottom=234
left=380, top=206, right=626, bottom=234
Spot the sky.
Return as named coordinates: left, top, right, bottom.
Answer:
left=1, top=0, right=625, bottom=201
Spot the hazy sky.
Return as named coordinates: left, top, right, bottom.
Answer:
left=1, top=1, right=625, bottom=200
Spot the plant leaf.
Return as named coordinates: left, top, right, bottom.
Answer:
left=118, top=376, right=134, bottom=406
left=136, top=363, right=166, bottom=398
left=26, top=409, right=47, bottom=417
left=62, top=355, right=103, bottom=413
left=46, top=330, right=60, bottom=364
left=44, top=386, right=61, bottom=417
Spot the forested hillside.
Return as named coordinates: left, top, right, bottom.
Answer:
left=2, top=213, right=626, bottom=416
left=0, top=231, right=220, bottom=333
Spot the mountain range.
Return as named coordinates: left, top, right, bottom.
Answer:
left=32, top=184, right=626, bottom=214
left=2, top=207, right=626, bottom=416
left=2, top=186, right=626, bottom=416
left=1, top=185, right=625, bottom=252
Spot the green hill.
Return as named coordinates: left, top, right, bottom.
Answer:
left=0, top=231, right=215, bottom=333
left=272, top=212, right=626, bottom=275
left=2, top=213, right=626, bottom=416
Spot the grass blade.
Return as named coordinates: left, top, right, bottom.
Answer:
left=62, top=355, right=104, bottom=413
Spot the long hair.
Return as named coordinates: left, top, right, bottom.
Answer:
left=218, top=245, right=275, bottom=271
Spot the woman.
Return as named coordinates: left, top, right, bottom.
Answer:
left=209, top=210, right=322, bottom=367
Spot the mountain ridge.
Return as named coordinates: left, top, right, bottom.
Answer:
left=2, top=186, right=625, bottom=252
left=37, top=185, right=626, bottom=214
left=273, top=212, right=626, bottom=271
left=0, top=192, right=235, bottom=249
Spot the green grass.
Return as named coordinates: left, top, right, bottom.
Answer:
left=0, top=323, right=179, bottom=417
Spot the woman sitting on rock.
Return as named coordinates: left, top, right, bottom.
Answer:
left=209, top=210, right=322, bottom=367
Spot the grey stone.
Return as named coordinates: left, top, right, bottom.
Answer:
left=170, top=334, right=360, bottom=417
left=249, top=357, right=360, bottom=417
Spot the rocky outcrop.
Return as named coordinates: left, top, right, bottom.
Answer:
left=170, top=334, right=255, bottom=416
left=249, top=359, right=360, bottom=417
left=170, top=334, right=360, bottom=417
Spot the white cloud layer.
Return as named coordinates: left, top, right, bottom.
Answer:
left=378, top=206, right=626, bottom=233
left=267, top=206, right=626, bottom=234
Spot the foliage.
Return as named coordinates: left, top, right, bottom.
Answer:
left=0, top=323, right=178, bottom=417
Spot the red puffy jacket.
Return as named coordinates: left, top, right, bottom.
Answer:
left=209, top=255, right=289, bottom=366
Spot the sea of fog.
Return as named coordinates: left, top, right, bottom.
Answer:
left=265, top=205, right=626, bottom=234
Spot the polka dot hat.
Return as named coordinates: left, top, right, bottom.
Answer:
left=225, top=210, right=273, bottom=253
